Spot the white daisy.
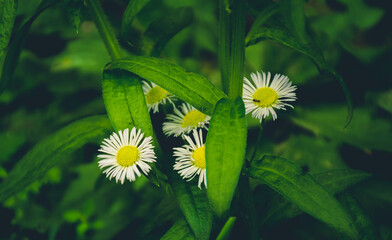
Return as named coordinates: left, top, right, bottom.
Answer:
left=242, top=71, right=297, bottom=122
left=173, top=129, right=207, bottom=189
left=163, top=103, right=210, bottom=137
left=97, top=127, right=156, bottom=184
left=142, top=81, right=175, bottom=113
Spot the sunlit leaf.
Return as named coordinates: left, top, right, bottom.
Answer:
left=206, top=97, right=247, bottom=218
left=107, top=56, right=226, bottom=115
left=0, top=115, right=112, bottom=202
left=249, top=155, right=359, bottom=238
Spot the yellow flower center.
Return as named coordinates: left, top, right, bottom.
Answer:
left=116, top=146, right=139, bottom=167
left=192, top=146, right=206, bottom=169
left=252, top=87, right=279, bottom=107
left=146, top=86, right=169, bottom=105
left=181, top=110, right=206, bottom=128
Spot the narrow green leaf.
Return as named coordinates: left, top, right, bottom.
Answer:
left=206, top=97, right=247, bottom=218
left=216, top=217, right=237, bottom=240
left=246, top=0, right=353, bottom=126
left=0, top=0, right=16, bottom=59
left=107, top=56, right=226, bottom=115
left=161, top=218, right=195, bottom=240
left=102, top=69, right=161, bottom=186
left=142, top=7, right=193, bottom=56
left=245, top=4, right=279, bottom=45
left=169, top=170, right=212, bottom=240
left=249, top=155, right=359, bottom=238
left=0, top=0, right=57, bottom=93
left=0, top=115, right=112, bottom=202
left=261, top=169, right=371, bottom=226
left=121, top=0, right=151, bottom=42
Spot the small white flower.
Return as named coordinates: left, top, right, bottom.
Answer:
left=97, top=127, right=156, bottom=184
left=173, top=129, right=207, bottom=189
left=142, top=81, right=175, bottom=113
left=242, top=71, right=297, bottom=122
left=163, top=103, right=210, bottom=137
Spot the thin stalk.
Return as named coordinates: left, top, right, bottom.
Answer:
left=216, top=217, right=237, bottom=240
left=228, top=0, right=246, bottom=99
left=218, top=0, right=231, bottom=95
left=86, top=0, right=124, bottom=61
left=239, top=175, right=258, bottom=240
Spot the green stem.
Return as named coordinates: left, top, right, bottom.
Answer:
left=216, top=217, right=237, bottom=240
left=239, top=176, right=258, bottom=240
left=219, top=0, right=231, bottom=95
left=228, top=0, right=246, bottom=99
left=86, top=0, right=124, bottom=61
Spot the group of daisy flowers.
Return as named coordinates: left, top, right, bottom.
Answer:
left=97, top=71, right=297, bottom=189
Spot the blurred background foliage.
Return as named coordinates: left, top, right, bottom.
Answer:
left=0, top=0, right=391, bottom=239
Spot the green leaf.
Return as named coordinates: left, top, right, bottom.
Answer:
left=121, top=0, right=151, bottom=42
left=161, top=218, right=195, bottom=240
left=0, top=115, right=112, bottom=202
left=339, top=193, right=377, bottom=240
left=0, top=0, right=58, bottom=93
left=260, top=169, right=371, bottom=226
left=291, top=106, right=392, bottom=152
left=206, top=97, right=247, bottom=218
left=249, top=155, right=359, bottom=238
left=216, top=217, right=237, bottom=240
left=169, top=171, right=212, bottom=240
left=102, top=69, right=161, bottom=186
left=107, top=56, right=226, bottom=115
left=142, top=7, right=193, bottom=57
left=0, top=0, right=16, bottom=59
left=246, top=0, right=353, bottom=127
left=102, top=69, right=153, bottom=134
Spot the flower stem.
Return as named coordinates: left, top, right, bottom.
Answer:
left=218, top=0, right=231, bottom=95
left=228, top=0, right=246, bottom=99
left=86, top=0, right=124, bottom=61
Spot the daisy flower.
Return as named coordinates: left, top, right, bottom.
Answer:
left=97, top=127, right=156, bottom=184
left=163, top=103, right=210, bottom=137
left=242, top=71, right=297, bottom=122
left=173, top=129, right=207, bottom=189
left=142, top=81, right=175, bottom=113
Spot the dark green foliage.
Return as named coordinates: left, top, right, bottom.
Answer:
left=0, top=0, right=58, bottom=93
left=0, top=115, right=112, bottom=202
left=260, top=169, right=371, bottom=226
left=249, top=155, right=359, bottom=238
left=0, top=0, right=17, bottom=58
left=0, top=0, right=390, bottom=239
left=169, top=170, right=212, bottom=240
